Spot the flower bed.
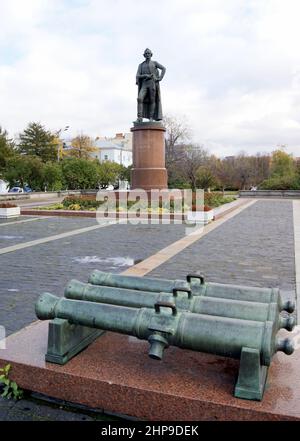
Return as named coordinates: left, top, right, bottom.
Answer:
left=35, top=193, right=236, bottom=216
left=0, top=203, right=20, bottom=218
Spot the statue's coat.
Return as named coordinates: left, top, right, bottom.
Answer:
left=136, top=60, right=163, bottom=121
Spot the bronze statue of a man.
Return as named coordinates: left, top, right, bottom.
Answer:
left=136, top=48, right=166, bottom=122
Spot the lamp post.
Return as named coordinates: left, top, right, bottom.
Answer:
left=56, top=126, right=70, bottom=162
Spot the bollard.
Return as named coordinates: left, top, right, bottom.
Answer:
left=36, top=293, right=294, bottom=401
left=64, top=279, right=295, bottom=329
left=88, top=270, right=295, bottom=313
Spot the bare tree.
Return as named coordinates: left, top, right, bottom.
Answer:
left=181, top=144, right=209, bottom=190
left=163, top=114, right=193, bottom=187
left=164, top=114, right=192, bottom=167
left=207, top=156, right=232, bottom=193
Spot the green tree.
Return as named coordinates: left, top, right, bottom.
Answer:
left=259, top=148, right=299, bottom=189
left=3, top=155, right=44, bottom=190
left=18, top=122, right=56, bottom=162
left=61, top=158, right=99, bottom=189
left=119, top=164, right=132, bottom=184
left=0, top=127, right=15, bottom=172
left=97, top=161, right=123, bottom=189
left=42, top=162, right=63, bottom=191
left=270, top=149, right=296, bottom=177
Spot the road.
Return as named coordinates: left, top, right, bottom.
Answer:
left=15, top=198, right=64, bottom=208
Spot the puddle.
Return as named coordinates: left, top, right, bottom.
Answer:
left=0, top=235, right=24, bottom=240
left=72, top=256, right=137, bottom=268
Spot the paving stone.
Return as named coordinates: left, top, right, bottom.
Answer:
left=149, top=200, right=296, bottom=298
left=0, top=397, right=15, bottom=409
left=0, top=216, right=99, bottom=248
left=0, top=220, right=186, bottom=336
left=13, top=399, right=96, bottom=421
left=0, top=396, right=119, bottom=421
left=0, top=216, right=36, bottom=225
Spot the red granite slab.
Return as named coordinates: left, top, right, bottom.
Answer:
left=0, top=321, right=299, bottom=421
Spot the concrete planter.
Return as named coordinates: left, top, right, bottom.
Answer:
left=0, top=206, right=21, bottom=218
left=186, top=209, right=214, bottom=224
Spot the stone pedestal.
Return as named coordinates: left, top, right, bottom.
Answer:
left=130, top=122, right=168, bottom=191
left=1, top=321, right=300, bottom=421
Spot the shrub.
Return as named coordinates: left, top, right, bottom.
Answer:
left=202, top=192, right=235, bottom=207
left=36, top=203, right=64, bottom=211
left=62, top=195, right=102, bottom=210
left=259, top=175, right=300, bottom=190
left=68, top=203, right=82, bottom=211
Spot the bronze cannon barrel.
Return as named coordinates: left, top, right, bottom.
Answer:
left=64, top=279, right=294, bottom=330
left=35, top=293, right=294, bottom=366
left=89, top=270, right=180, bottom=293
left=88, top=270, right=295, bottom=313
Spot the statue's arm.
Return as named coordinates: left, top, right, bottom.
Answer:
left=155, top=61, right=166, bottom=81
left=136, top=64, right=151, bottom=84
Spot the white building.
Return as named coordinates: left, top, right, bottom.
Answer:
left=63, top=133, right=133, bottom=167
left=93, top=133, right=132, bottom=167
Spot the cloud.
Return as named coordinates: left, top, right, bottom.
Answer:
left=0, top=0, right=300, bottom=157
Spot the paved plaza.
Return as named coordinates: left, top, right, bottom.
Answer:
left=150, top=200, right=296, bottom=303
left=0, top=198, right=299, bottom=420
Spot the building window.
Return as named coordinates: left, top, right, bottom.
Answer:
left=104, top=155, right=108, bottom=160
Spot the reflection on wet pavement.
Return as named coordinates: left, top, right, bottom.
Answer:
left=72, top=256, right=140, bottom=269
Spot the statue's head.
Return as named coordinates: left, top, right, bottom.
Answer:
left=143, top=48, right=152, bottom=59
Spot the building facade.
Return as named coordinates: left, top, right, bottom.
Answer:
left=63, top=133, right=133, bottom=167
left=93, top=133, right=132, bottom=167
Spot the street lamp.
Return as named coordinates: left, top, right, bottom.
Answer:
left=56, top=126, right=70, bottom=162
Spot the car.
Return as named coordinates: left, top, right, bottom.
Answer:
left=9, top=187, right=24, bottom=193
left=24, top=186, right=32, bottom=193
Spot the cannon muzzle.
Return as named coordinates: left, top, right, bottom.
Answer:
left=36, top=293, right=59, bottom=320
left=89, top=270, right=295, bottom=313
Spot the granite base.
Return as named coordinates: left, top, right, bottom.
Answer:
left=0, top=321, right=299, bottom=421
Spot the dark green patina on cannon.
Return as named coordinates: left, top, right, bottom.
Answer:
left=64, top=279, right=295, bottom=328
left=89, top=270, right=295, bottom=312
left=36, top=292, right=294, bottom=401
left=35, top=271, right=295, bottom=401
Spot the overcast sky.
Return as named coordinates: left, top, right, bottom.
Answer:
left=1, top=0, right=300, bottom=157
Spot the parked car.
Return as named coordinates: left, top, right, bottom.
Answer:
left=9, top=186, right=32, bottom=193
left=9, top=187, right=24, bottom=193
